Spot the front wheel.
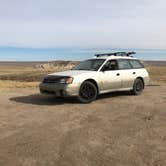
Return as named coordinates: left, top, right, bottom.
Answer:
left=132, top=78, right=144, bottom=95
left=78, top=81, right=98, bottom=103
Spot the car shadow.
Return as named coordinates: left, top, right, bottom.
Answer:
left=10, top=91, right=132, bottom=106
left=10, top=94, right=79, bottom=106
left=98, top=91, right=132, bottom=100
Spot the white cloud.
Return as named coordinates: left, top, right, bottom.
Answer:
left=0, top=0, right=166, bottom=48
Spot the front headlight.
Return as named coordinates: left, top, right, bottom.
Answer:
left=59, top=77, right=73, bottom=84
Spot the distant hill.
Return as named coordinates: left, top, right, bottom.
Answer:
left=0, top=60, right=166, bottom=68
left=144, top=61, right=166, bottom=66
left=0, top=61, right=79, bottom=69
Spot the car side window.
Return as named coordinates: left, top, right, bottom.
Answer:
left=118, top=59, right=132, bottom=70
left=129, top=60, right=144, bottom=68
left=102, top=60, right=118, bottom=71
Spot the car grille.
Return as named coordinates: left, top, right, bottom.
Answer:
left=43, top=76, right=62, bottom=84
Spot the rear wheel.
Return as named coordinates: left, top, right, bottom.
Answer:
left=132, top=78, right=144, bottom=95
left=78, top=81, right=98, bottom=103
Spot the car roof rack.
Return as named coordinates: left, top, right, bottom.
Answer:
left=95, top=51, right=136, bottom=57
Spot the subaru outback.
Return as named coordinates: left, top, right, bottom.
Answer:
left=40, top=52, right=149, bottom=103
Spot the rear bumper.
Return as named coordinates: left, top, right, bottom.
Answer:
left=144, top=76, right=150, bottom=86
left=39, top=83, right=79, bottom=97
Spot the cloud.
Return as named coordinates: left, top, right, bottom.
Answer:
left=0, top=0, right=166, bottom=48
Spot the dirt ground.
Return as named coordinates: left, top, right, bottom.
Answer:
left=0, top=84, right=166, bottom=166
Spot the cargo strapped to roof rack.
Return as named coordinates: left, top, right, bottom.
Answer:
left=95, top=52, right=136, bottom=57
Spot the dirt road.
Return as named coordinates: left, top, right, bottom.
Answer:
left=0, top=85, right=166, bottom=166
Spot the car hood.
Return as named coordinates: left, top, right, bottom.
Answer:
left=49, top=70, right=96, bottom=77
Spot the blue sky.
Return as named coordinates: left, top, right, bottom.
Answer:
left=0, top=0, right=166, bottom=49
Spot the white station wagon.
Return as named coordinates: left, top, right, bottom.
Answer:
left=40, top=52, right=149, bottom=103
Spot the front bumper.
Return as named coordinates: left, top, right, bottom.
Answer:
left=39, top=83, right=79, bottom=97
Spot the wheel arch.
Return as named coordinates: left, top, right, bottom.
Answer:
left=83, top=79, right=99, bottom=94
left=136, top=77, right=145, bottom=88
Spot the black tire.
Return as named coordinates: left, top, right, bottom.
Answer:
left=132, top=78, right=144, bottom=95
left=78, top=81, right=98, bottom=103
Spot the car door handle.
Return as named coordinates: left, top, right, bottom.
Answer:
left=116, top=73, right=120, bottom=76
left=133, top=72, right=136, bottom=74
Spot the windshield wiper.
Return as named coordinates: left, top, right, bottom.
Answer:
left=75, top=68, right=87, bottom=70
left=73, top=68, right=96, bottom=71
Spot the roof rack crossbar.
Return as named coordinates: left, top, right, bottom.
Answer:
left=95, top=51, right=136, bottom=57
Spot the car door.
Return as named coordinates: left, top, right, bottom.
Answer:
left=99, top=60, right=122, bottom=91
left=117, top=59, right=135, bottom=88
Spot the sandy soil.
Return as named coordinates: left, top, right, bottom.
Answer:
left=0, top=85, right=166, bottom=166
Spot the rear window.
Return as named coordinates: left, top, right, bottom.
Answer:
left=129, top=60, right=144, bottom=68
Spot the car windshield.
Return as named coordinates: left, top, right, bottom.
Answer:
left=72, top=59, right=105, bottom=71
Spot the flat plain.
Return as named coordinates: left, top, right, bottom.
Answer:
left=0, top=61, right=166, bottom=166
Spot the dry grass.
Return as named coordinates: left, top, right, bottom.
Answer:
left=0, top=80, right=39, bottom=88
left=0, top=62, right=165, bottom=88
left=0, top=67, right=71, bottom=82
left=0, top=62, right=73, bottom=88
left=147, top=66, right=166, bottom=84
